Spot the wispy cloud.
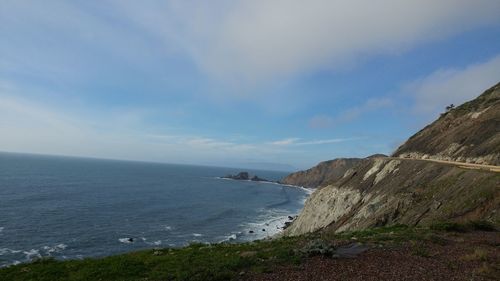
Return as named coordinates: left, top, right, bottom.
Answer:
left=2, top=1, right=499, bottom=92
left=0, top=90, right=359, bottom=167
left=130, top=0, right=500, bottom=87
left=296, top=138, right=362, bottom=145
left=406, top=54, right=500, bottom=116
left=270, top=137, right=360, bottom=146
left=309, top=98, right=393, bottom=129
left=270, top=138, right=301, bottom=146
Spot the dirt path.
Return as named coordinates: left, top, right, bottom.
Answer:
left=393, top=157, right=500, bottom=173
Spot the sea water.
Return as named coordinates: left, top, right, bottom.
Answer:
left=0, top=152, right=309, bottom=267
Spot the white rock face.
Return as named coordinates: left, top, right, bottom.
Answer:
left=363, top=158, right=385, bottom=181
left=284, top=186, right=361, bottom=236
left=374, top=160, right=400, bottom=185
left=469, top=107, right=489, bottom=119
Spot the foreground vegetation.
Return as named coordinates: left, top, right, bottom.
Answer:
left=0, top=222, right=497, bottom=281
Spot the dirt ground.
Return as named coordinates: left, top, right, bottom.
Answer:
left=241, top=231, right=499, bottom=281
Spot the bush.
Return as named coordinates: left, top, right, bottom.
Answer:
left=430, top=221, right=497, bottom=232
left=467, top=221, right=496, bottom=232
left=430, top=222, right=468, bottom=232
left=299, top=239, right=336, bottom=257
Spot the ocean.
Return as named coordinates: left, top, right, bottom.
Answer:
left=0, top=152, right=310, bottom=268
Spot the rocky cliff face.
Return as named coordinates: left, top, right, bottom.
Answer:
left=280, top=158, right=363, bottom=188
left=393, top=82, right=500, bottom=165
left=285, top=82, right=500, bottom=236
left=285, top=157, right=499, bottom=236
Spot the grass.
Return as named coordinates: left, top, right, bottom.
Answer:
left=461, top=249, right=489, bottom=262
left=412, top=246, right=431, bottom=258
left=0, top=238, right=304, bottom=281
left=0, top=222, right=496, bottom=281
left=323, top=224, right=432, bottom=244
left=474, top=262, right=497, bottom=278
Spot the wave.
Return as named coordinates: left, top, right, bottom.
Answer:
left=140, top=237, right=162, bottom=246
left=278, top=183, right=315, bottom=194
left=218, top=232, right=241, bottom=243
left=239, top=208, right=297, bottom=240
left=41, top=244, right=67, bottom=255
left=0, top=248, right=22, bottom=256
left=215, top=177, right=315, bottom=194
left=118, top=238, right=134, bottom=244
left=0, top=227, right=4, bottom=233
left=23, top=249, right=41, bottom=260
left=1, top=243, right=67, bottom=267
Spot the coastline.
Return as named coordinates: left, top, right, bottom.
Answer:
left=215, top=176, right=315, bottom=194
left=214, top=176, right=312, bottom=241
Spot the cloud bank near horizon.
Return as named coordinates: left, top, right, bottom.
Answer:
left=0, top=91, right=363, bottom=169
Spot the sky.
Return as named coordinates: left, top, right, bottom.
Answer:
left=1, top=0, right=500, bottom=170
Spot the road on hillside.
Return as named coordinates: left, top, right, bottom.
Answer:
left=392, top=157, right=500, bottom=173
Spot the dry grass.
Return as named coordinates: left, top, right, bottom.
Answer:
left=461, top=248, right=489, bottom=262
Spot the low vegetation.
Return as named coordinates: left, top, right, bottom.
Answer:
left=0, top=221, right=496, bottom=281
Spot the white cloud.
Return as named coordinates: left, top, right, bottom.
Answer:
left=407, top=54, right=500, bottom=115
left=270, top=137, right=359, bottom=146
left=296, top=138, right=361, bottom=145
left=0, top=91, right=359, bottom=166
left=137, top=0, right=500, bottom=86
left=2, top=1, right=499, bottom=93
left=309, top=98, right=393, bottom=128
left=270, top=138, right=301, bottom=146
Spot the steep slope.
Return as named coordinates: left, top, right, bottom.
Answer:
left=285, top=83, right=500, bottom=236
left=285, top=157, right=499, bottom=236
left=393, top=82, right=500, bottom=165
left=280, top=158, right=363, bottom=188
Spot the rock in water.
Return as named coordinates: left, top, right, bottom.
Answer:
left=223, top=172, right=249, bottom=180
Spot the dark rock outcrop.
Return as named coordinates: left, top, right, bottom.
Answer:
left=223, top=172, right=270, bottom=182
left=223, top=172, right=249, bottom=180
left=250, top=175, right=269, bottom=182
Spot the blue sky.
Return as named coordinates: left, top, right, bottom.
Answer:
left=1, top=1, right=500, bottom=170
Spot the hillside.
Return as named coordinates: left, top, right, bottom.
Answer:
left=285, top=83, right=500, bottom=236
left=284, top=157, right=499, bottom=236
left=280, top=158, right=363, bottom=188
left=393, top=82, right=500, bottom=165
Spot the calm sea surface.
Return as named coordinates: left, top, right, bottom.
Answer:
left=0, top=152, right=309, bottom=267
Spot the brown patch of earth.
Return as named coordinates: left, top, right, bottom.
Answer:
left=241, top=231, right=499, bottom=281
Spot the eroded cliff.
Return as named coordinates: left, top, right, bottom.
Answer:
left=285, top=83, right=500, bottom=236
left=285, top=157, right=499, bottom=236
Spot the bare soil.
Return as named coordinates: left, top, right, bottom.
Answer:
left=241, top=231, right=500, bottom=281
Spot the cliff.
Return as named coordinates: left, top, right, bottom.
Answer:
left=280, top=158, right=363, bottom=188
left=285, top=82, right=500, bottom=236
left=393, top=82, right=500, bottom=165
left=284, top=157, right=499, bottom=236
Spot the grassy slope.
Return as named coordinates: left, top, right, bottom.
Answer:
left=1, top=222, right=496, bottom=281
